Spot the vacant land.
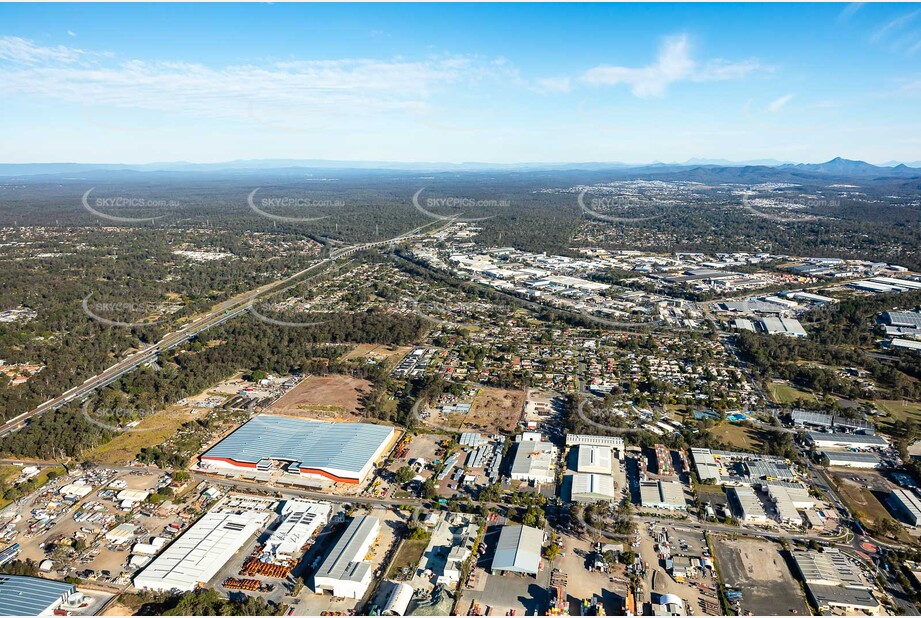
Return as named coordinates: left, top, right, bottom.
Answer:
left=87, top=404, right=205, bottom=466
left=271, top=374, right=372, bottom=419
left=876, top=399, right=921, bottom=431
left=767, top=381, right=816, bottom=404
left=465, top=387, right=524, bottom=433
left=387, top=538, right=429, bottom=579
left=708, top=424, right=767, bottom=452
left=712, top=536, right=809, bottom=616
left=831, top=471, right=913, bottom=543
left=341, top=343, right=411, bottom=365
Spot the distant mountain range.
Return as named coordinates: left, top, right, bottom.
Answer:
left=0, top=157, right=919, bottom=180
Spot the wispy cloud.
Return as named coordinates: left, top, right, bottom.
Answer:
left=534, top=76, right=572, bottom=94
left=67, top=30, right=76, bottom=37
left=838, top=3, right=864, bottom=22
left=576, top=34, right=762, bottom=97
left=767, top=94, right=795, bottom=112
left=872, top=10, right=920, bottom=43
left=0, top=36, right=514, bottom=123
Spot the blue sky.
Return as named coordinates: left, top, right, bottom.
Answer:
left=1, top=3, right=919, bottom=164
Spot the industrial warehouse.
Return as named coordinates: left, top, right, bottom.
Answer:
left=199, top=415, right=397, bottom=484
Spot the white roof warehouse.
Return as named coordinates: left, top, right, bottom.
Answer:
left=200, top=415, right=396, bottom=484
left=313, top=515, right=380, bottom=599
left=134, top=510, right=270, bottom=592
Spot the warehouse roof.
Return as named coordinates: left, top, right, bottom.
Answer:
left=264, top=500, right=331, bottom=561
left=134, top=510, right=268, bottom=592
left=575, top=445, right=612, bottom=474
left=201, top=415, right=395, bottom=482
left=821, top=451, right=882, bottom=465
left=570, top=473, right=616, bottom=501
left=808, top=585, right=879, bottom=611
left=315, top=515, right=378, bottom=585
left=0, top=575, right=75, bottom=616
left=492, top=525, right=543, bottom=575
left=806, top=432, right=887, bottom=447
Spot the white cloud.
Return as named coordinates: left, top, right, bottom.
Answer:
left=872, top=10, right=920, bottom=43
left=767, top=94, right=795, bottom=112
left=838, top=3, right=864, bottom=22
left=0, top=36, right=512, bottom=123
left=0, top=35, right=88, bottom=64
left=67, top=30, right=76, bottom=37
left=534, top=76, right=572, bottom=94
left=577, top=34, right=761, bottom=97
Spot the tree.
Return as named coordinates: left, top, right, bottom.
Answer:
left=544, top=544, right=560, bottom=561
left=394, top=466, right=415, bottom=484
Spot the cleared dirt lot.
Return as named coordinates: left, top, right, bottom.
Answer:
left=271, top=374, right=372, bottom=419
left=712, top=535, right=809, bottom=616
left=341, top=343, right=411, bottom=365
left=464, top=387, right=524, bottom=433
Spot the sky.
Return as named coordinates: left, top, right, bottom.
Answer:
left=1, top=2, right=920, bottom=165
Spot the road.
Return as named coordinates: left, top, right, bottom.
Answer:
left=0, top=221, right=443, bottom=440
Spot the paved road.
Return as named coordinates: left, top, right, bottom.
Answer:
left=0, top=222, right=442, bottom=440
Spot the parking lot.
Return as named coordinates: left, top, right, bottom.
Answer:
left=711, top=535, right=809, bottom=616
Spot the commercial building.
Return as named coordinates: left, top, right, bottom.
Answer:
left=745, top=460, right=795, bottom=482
left=575, top=445, right=613, bottom=475
left=765, top=483, right=814, bottom=526
left=0, top=575, right=76, bottom=616
left=381, top=582, right=414, bottom=616
left=263, top=500, right=331, bottom=563
left=639, top=480, right=687, bottom=510
left=820, top=450, right=882, bottom=469
left=791, top=550, right=879, bottom=614
left=491, top=525, right=543, bottom=576
left=570, top=473, right=617, bottom=503
left=756, top=316, right=807, bottom=337
left=806, top=432, right=887, bottom=450
left=565, top=434, right=625, bottom=458
left=510, top=439, right=558, bottom=484
left=727, top=486, right=768, bottom=523
left=134, top=510, right=269, bottom=592
left=690, top=448, right=721, bottom=484
left=200, top=415, right=396, bottom=484
left=313, top=515, right=380, bottom=599
left=888, top=488, right=921, bottom=526
left=790, top=410, right=875, bottom=433
left=881, top=310, right=921, bottom=328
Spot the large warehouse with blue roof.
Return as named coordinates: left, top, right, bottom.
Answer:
left=199, top=415, right=396, bottom=484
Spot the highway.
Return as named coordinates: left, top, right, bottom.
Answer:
left=0, top=221, right=442, bottom=440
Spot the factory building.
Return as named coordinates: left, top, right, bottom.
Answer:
left=510, top=437, right=558, bottom=484
left=765, top=483, right=814, bottom=526
left=263, top=500, right=331, bottom=563
left=381, top=581, right=414, bottom=616
left=756, top=317, right=807, bottom=337
left=888, top=488, right=921, bottom=526
left=491, top=525, right=543, bottom=576
left=570, top=473, right=617, bottom=503
left=727, top=486, right=768, bottom=523
left=200, top=415, right=396, bottom=484
left=690, top=448, right=721, bottom=484
left=806, top=432, right=887, bottom=450
left=565, top=434, right=625, bottom=459
left=791, top=550, right=879, bottom=614
left=639, top=480, right=687, bottom=510
left=0, top=575, right=76, bottom=616
left=313, top=515, right=380, bottom=599
left=790, top=410, right=874, bottom=432
left=134, top=510, right=270, bottom=592
left=820, top=450, right=882, bottom=469
left=575, top=445, right=614, bottom=475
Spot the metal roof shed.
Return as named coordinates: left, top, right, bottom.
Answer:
left=491, top=525, right=543, bottom=576
left=0, top=575, right=75, bottom=616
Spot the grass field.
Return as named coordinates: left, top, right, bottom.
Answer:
left=876, top=400, right=921, bottom=431
left=708, top=424, right=768, bottom=452
left=386, top=538, right=428, bottom=579
left=833, top=475, right=914, bottom=544
left=87, top=405, right=203, bottom=466
left=766, top=381, right=816, bottom=404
